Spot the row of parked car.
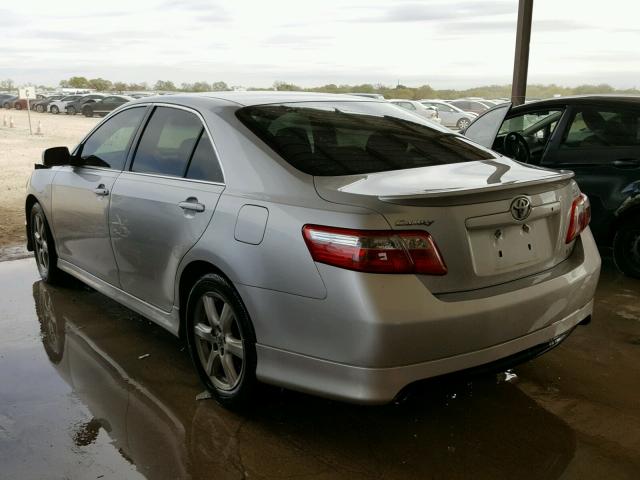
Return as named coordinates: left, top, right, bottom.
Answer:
left=0, top=92, right=140, bottom=117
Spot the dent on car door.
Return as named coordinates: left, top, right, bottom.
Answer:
left=110, top=106, right=224, bottom=311
left=541, top=105, right=640, bottom=237
left=51, top=106, right=147, bottom=285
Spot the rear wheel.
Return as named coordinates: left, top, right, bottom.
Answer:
left=83, top=107, right=94, bottom=117
left=15, top=103, right=22, bottom=110
left=50, top=105, right=59, bottom=114
left=186, top=274, right=257, bottom=408
left=36, top=104, right=45, bottom=113
left=456, top=117, right=471, bottom=130
left=30, top=203, right=64, bottom=284
left=613, top=220, right=640, bottom=278
left=67, top=106, right=76, bottom=115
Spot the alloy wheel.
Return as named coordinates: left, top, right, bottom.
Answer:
left=193, top=292, right=244, bottom=391
left=33, top=212, right=49, bottom=274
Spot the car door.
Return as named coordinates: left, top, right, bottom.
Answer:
left=52, top=106, right=148, bottom=285
left=541, top=104, right=640, bottom=238
left=109, top=105, right=225, bottom=311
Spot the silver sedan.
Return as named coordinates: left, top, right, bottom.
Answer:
left=25, top=92, right=601, bottom=406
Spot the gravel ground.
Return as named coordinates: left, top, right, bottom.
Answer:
left=0, top=109, right=99, bottom=247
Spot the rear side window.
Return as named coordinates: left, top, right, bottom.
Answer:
left=561, top=107, right=640, bottom=147
left=80, top=106, right=146, bottom=170
left=132, top=106, right=203, bottom=177
left=185, top=132, right=223, bottom=182
left=236, top=102, right=494, bottom=176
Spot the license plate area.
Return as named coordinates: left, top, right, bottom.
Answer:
left=466, top=202, right=560, bottom=276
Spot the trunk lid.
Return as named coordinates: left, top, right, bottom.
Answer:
left=314, top=158, right=578, bottom=294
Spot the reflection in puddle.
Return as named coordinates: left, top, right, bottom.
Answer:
left=26, top=280, right=579, bottom=480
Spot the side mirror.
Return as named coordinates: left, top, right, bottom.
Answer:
left=42, top=146, right=72, bottom=167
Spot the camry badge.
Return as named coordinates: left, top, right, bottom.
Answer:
left=510, top=196, right=532, bottom=221
left=395, top=219, right=435, bottom=227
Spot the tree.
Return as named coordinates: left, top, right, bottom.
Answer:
left=67, top=76, right=90, bottom=88
left=113, top=82, right=127, bottom=92
left=191, top=81, right=211, bottom=92
left=210, top=81, right=229, bottom=91
left=127, top=82, right=148, bottom=91
left=89, top=78, right=112, bottom=91
left=0, top=79, right=15, bottom=91
left=154, top=80, right=177, bottom=91
left=274, top=81, right=301, bottom=91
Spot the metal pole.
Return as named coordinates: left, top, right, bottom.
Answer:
left=511, top=0, right=533, bottom=106
left=26, top=97, right=32, bottom=135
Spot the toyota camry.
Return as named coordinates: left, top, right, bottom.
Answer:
left=25, top=92, right=601, bottom=406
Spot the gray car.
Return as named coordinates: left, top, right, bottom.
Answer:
left=420, top=99, right=477, bottom=130
left=25, top=92, right=601, bottom=407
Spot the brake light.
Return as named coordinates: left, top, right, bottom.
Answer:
left=566, top=193, right=591, bottom=244
left=302, top=225, right=447, bottom=275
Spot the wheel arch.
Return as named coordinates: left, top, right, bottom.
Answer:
left=177, top=260, right=234, bottom=341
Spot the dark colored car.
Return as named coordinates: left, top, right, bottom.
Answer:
left=2, top=95, right=18, bottom=109
left=12, top=94, right=47, bottom=110
left=65, top=94, right=107, bottom=115
left=31, top=95, right=66, bottom=113
left=82, top=95, right=133, bottom=117
left=464, top=95, right=640, bottom=277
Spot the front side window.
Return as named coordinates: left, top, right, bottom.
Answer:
left=80, top=107, right=146, bottom=169
left=236, top=101, right=495, bottom=176
left=430, top=103, right=454, bottom=112
left=495, top=109, right=563, bottom=163
left=561, top=107, right=640, bottom=148
left=131, top=106, right=203, bottom=177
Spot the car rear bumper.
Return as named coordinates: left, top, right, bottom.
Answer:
left=256, top=299, right=592, bottom=404
left=243, top=229, right=600, bottom=404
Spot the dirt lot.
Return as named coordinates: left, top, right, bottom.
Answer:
left=0, top=109, right=98, bottom=247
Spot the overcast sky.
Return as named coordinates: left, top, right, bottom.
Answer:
left=2, top=0, right=639, bottom=88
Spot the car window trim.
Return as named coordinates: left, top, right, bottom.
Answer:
left=75, top=104, right=151, bottom=172
left=124, top=102, right=226, bottom=186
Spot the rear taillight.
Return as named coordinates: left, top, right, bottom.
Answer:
left=566, top=193, right=591, bottom=244
left=302, top=225, right=447, bottom=275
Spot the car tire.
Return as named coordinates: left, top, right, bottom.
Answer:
left=457, top=118, right=471, bottom=130
left=36, top=105, right=45, bottom=113
left=15, top=103, right=22, bottom=110
left=30, top=202, right=65, bottom=284
left=613, top=220, right=640, bottom=278
left=83, top=107, right=93, bottom=117
left=3, top=103, right=9, bottom=109
left=185, top=273, right=258, bottom=409
left=67, top=106, right=76, bottom=115
left=50, top=105, right=59, bottom=114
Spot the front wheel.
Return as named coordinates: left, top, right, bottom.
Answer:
left=15, top=103, right=22, bottom=110
left=67, top=106, right=76, bottom=115
left=613, top=221, right=640, bottom=278
left=456, top=117, right=471, bottom=130
left=30, top=203, right=64, bottom=284
left=50, top=105, right=59, bottom=114
left=36, top=104, right=45, bottom=113
left=83, top=107, right=94, bottom=117
left=186, top=274, right=257, bottom=408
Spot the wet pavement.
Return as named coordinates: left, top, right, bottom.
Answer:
left=0, top=256, right=638, bottom=480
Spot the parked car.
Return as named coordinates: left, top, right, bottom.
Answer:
left=31, top=94, right=66, bottom=113
left=82, top=95, right=134, bottom=117
left=48, top=95, right=84, bottom=114
left=2, top=95, right=18, bottom=109
left=26, top=93, right=600, bottom=407
left=420, top=99, right=477, bottom=130
left=388, top=99, right=440, bottom=122
left=447, top=99, right=491, bottom=115
left=347, top=93, right=385, bottom=100
left=464, top=95, right=640, bottom=277
left=65, top=94, right=107, bottom=115
left=12, top=94, right=47, bottom=111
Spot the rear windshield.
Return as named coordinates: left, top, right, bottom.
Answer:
left=236, top=101, right=495, bottom=176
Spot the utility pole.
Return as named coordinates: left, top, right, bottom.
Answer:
left=511, top=0, right=533, bottom=106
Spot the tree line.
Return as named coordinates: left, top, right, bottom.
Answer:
left=3, top=76, right=639, bottom=99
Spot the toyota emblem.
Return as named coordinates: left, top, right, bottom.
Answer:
left=510, top=196, right=531, bottom=221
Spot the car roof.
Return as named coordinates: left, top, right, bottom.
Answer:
left=127, top=91, right=378, bottom=108
left=513, top=94, right=640, bottom=110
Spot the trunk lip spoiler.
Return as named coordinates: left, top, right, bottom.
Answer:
left=377, top=170, right=575, bottom=201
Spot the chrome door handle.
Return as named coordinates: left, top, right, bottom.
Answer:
left=178, top=199, right=205, bottom=212
left=94, top=185, right=109, bottom=196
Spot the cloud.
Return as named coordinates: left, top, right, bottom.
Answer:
left=359, top=1, right=515, bottom=23
left=158, top=0, right=230, bottom=21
